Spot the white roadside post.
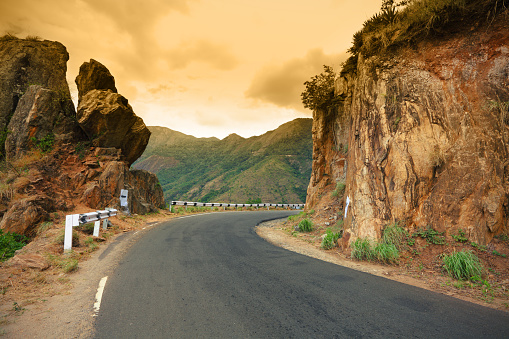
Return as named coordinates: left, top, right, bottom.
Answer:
left=120, top=189, right=129, bottom=214
left=345, top=196, right=350, bottom=219
left=64, top=214, right=80, bottom=252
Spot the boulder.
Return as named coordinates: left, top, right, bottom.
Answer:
left=75, top=59, right=117, bottom=103
left=9, top=254, right=50, bottom=271
left=78, top=160, right=164, bottom=213
left=128, top=169, right=166, bottom=213
left=4, top=85, right=85, bottom=160
left=0, top=195, right=55, bottom=236
left=77, top=90, right=150, bottom=166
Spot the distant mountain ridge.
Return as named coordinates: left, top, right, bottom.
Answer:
left=132, top=118, right=313, bottom=203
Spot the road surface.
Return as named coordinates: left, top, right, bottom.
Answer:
left=94, top=211, right=509, bottom=338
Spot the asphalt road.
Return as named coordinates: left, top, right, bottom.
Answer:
left=94, top=211, right=509, bottom=338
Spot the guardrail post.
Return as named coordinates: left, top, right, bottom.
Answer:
left=64, top=214, right=79, bottom=252
left=93, top=220, right=101, bottom=237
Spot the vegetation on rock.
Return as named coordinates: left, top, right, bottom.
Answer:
left=0, top=229, right=28, bottom=261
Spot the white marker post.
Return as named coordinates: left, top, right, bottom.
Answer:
left=64, top=214, right=80, bottom=251
left=345, top=196, right=350, bottom=219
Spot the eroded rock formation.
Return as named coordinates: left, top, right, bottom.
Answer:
left=0, top=38, right=85, bottom=159
left=307, top=18, right=509, bottom=246
left=77, top=90, right=150, bottom=166
left=0, top=39, right=165, bottom=236
left=75, top=59, right=117, bottom=103
left=76, top=61, right=150, bottom=166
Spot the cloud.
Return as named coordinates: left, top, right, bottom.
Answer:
left=165, top=40, right=238, bottom=71
left=147, top=83, right=188, bottom=95
left=245, top=48, right=348, bottom=111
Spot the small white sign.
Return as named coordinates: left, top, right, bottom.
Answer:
left=120, top=189, right=128, bottom=207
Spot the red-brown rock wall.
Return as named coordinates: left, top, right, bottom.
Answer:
left=308, top=19, right=509, bottom=246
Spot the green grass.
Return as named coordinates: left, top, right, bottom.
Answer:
left=452, top=229, right=468, bottom=243
left=298, top=218, right=313, bottom=232
left=351, top=223, right=408, bottom=263
left=321, top=228, right=343, bottom=249
left=492, top=250, right=507, bottom=258
left=373, top=242, right=399, bottom=264
left=381, top=223, right=407, bottom=250
left=414, top=226, right=446, bottom=245
left=331, top=181, right=346, bottom=198
left=442, top=250, right=483, bottom=280
left=351, top=238, right=375, bottom=261
left=0, top=230, right=29, bottom=262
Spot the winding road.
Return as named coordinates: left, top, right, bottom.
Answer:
left=94, top=211, right=509, bottom=338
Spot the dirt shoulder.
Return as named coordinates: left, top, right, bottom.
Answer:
left=0, top=209, right=174, bottom=338
left=256, top=218, right=509, bottom=313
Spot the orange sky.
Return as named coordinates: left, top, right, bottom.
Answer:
left=0, top=0, right=381, bottom=138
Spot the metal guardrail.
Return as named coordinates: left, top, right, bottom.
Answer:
left=64, top=209, right=117, bottom=252
left=170, top=200, right=304, bottom=212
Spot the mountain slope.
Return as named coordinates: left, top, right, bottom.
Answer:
left=132, top=118, right=312, bottom=203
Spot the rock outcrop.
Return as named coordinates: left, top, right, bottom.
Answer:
left=0, top=38, right=165, bottom=236
left=4, top=85, right=85, bottom=160
left=0, top=38, right=85, bottom=158
left=76, top=62, right=150, bottom=166
left=307, top=18, right=509, bottom=246
left=0, top=194, right=55, bottom=236
left=75, top=59, right=117, bottom=103
left=77, top=90, right=151, bottom=165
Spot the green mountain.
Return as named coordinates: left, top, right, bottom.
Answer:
left=132, top=118, right=313, bottom=204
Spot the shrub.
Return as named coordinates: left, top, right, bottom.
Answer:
left=342, top=0, right=505, bottom=76
left=298, top=218, right=313, bottom=232
left=321, top=229, right=343, bottom=250
left=382, top=223, right=408, bottom=250
left=414, top=226, right=446, bottom=245
left=55, top=229, right=79, bottom=247
left=0, top=230, right=29, bottom=261
left=31, top=133, right=55, bottom=153
left=331, top=181, right=346, bottom=198
left=301, top=65, right=338, bottom=111
left=442, top=250, right=483, bottom=280
left=76, top=222, right=95, bottom=235
left=452, top=229, right=468, bottom=243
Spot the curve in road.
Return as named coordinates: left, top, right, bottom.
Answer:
left=94, top=211, right=509, bottom=338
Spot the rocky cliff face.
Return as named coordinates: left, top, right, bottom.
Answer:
left=307, top=18, right=509, bottom=246
left=0, top=38, right=164, bottom=236
left=0, top=38, right=85, bottom=159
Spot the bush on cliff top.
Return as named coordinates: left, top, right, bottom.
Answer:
left=341, top=0, right=508, bottom=76
left=301, top=65, right=337, bottom=111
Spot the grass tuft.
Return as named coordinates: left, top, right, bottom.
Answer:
left=298, top=218, right=313, bottom=232
left=321, top=228, right=343, bottom=249
left=442, top=250, right=483, bottom=280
